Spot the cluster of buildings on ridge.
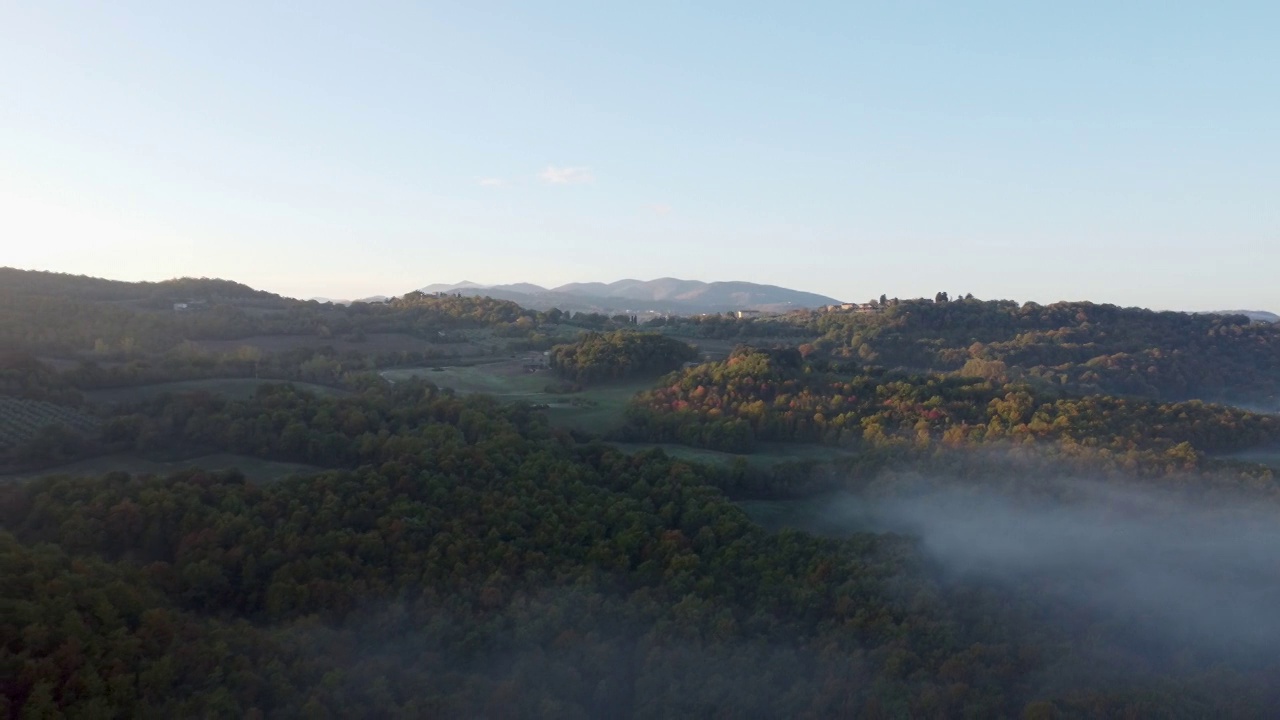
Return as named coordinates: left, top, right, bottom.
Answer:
left=818, top=302, right=883, bottom=314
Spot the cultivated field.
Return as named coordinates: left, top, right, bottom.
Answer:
left=84, top=378, right=349, bottom=404
left=0, top=396, right=99, bottom=452
left=0, top=452, right=324, bottom=485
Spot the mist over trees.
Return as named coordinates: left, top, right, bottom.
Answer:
left=8, top=382, right=1280, bottom=717
left=5, top=269, right=1280, bottom=717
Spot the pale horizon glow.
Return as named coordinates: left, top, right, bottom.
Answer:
left=2, top=2, right=1277, bottom=311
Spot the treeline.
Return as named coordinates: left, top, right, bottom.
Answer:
left=1, top=290, right=537, bottom=357
left=5, top=380, right=1280, bottom=717
left=2, top=344, right=415, bottom=411
left=61, top=346, right=421, bottom=392
left=550, top=331, right=698, bottom=384
left=0, top=347, right=396, bottom=467
left=0, top=353, right=83, bottom=406
left=622, top=347, right=1280, bottom=461
left=645, top=313, right=812, bottom=340
left=0, top=268, right=283, bottom=307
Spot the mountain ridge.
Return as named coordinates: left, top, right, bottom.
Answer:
left=1202, top=310, right=1280, bottom=324
left=417, top=277, right=842, bottom=314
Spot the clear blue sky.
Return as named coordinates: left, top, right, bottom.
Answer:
left=3, top=2, right=1277, bottom=310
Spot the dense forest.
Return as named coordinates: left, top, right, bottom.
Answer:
left=550, top=332, right=698, bottom=384
left=622, top=347, right=1280, bottom=457
left=802, top=298, right=1280, bottom=404
left=5, top=269, right=1280, bottom=717
left=6, top=382, right=1280, bottom=718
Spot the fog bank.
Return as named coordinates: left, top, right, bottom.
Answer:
left=849, top=480, right=1280, bottom=659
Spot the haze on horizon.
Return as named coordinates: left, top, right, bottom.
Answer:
left=2, top=2, right=1277, bottom=311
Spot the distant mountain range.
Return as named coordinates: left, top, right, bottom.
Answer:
left=308, top=295, right=390, bottom=305
left=1203, top=310, right=1280, bottom=324
left=417, top=278, right=842, bottom=314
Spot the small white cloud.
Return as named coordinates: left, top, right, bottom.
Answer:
left=539, top=165, right=594, bottom=185
left=478, top=177, right=507, bottom=187
left=649, top=203, right=672, bottom=216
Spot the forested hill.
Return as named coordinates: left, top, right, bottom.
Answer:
left=622, top=346, right=1280, bottom=458
left=550, top=331, right=698, bottom=384
left=800, top=297, right=1280, bottom=404
left=0, top=269, right=552, bottom=356
left=0, top=268, right=284, bottom=306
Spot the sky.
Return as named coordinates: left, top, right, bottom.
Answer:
left=2, top=2, right=1277, bottom=310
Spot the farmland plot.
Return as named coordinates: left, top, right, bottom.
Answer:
left=0, top=396, right=99, bottom=452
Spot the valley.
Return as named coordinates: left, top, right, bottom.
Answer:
left=7, top=6, right=1279, bottom=714
left=5, top=268, right=1280, bottom=718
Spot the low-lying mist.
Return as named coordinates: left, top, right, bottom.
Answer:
left=790, top=476, right=1280, bottom=666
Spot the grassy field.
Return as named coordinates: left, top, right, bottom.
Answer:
left=85, top=378, right=349, bottom=404
left=1, top=452, right=325, bottom=485
left=609, top=441, right=860, bottom=469
left=542, top=380, right=656, bottom=433
left=381, top=362, right=549, bottom=396
left=608, top=443, right=752, bottom=467
left=382, top=361, right=655, bottom=433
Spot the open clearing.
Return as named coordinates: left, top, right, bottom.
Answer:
left=381, top=362, right=549, bottom=396
left=85, top=378, right=349, bottom=404
left=383, top=361, right=655, bottom=433
left=610, top=441, right=861, bottom=469
left=1226, top=449, right=1280, bottom=471
left=608, top=443, right=753, bottom=467
left=544, top=381, right=656, bottom=433
left=735, top=491, right=865, bottom=537
left=1, top=452, right=325, bottom=485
